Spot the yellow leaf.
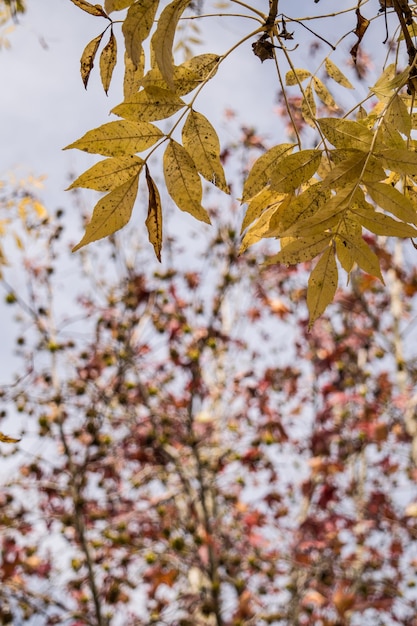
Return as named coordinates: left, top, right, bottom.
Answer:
left=241, top=188, right=288, bottom=233
left=307, top=246, right=338, bottom=327
left=69, top=0, right=108, bottom=17
left=112, top=86, right=185, bottom=121
left=323, top=152, right=368, bottom=189
left=123, top=48, right=145, bottom=98
left=301, top=84, right=316, bottom=128
left=268, top=233, right=331, bottom=265
left=378, top=149, right=417, bottom=176
left=285, top=68, right=311, bottom=86
left=0, top=432, right=20, bottom=444
left=100, top=29, right=117, bottom=95
left=386, top=94, right=411, bottom=137
left=282, top=186, right=356, bottom=237
left=337, top=230, right=383, bottom=281
left=324, top=58, right=354, bottom=89
left=141, top=53, right=220, bottom=95
left=371, top=64, right=409, bottom=100
left=163, top=140, right=210, bottom=224
left=318, top=117, right=373, bottom=151
left=72, top=174, right=140, bottom=251
left=366, top=182, right=417, bottom=224
left=182, top=110, right=229, bottom=193
left=274, top=184, right=330, bottom=235
left=105, top=0, right=134, bottom=11
left=240, top=203, right=278, bottom=253
left=241, top=143, right=294, bottom=202
left=67, top=156, right=143, bottom=192
left=122, top=0, right=158, bottom=68
left=64, top=120, right=163, bottom=156
left=151, top=0, right=191, bottom=89
left=145, top=165, right=163, bottom=261
left=313, top=77, right=337, bottom=109
left=80, top=32, right=103, bottom=89
left=172, top=54, right=220, bottom=94
left=270, top=149, right=321, bottom=193
left=352, top=204, right=417, bottom=237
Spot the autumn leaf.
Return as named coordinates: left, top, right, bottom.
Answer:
left=350, top=7, right=370, bottom=64
left=104, top=0, right=134, bottom=12
left=64, top=120, right=163, bottom=157
left=122, top=0, right=159, bottom=68
left=270, top=150, right=321, bottom=193
left=145, top=165, right=163, bottom=261
left=112, top=87, right=185, bottom=122
left=80, top=32, right=103, bottom=89
left=66, top=155, right=143, bottom=192
left=0, top=432, right=20, bottom=444
left=69, top=0, right=108, bottom=18
left=241, top=143, right=295, bottom=202
left=151, top=0, right=191, bottom=90
left=325, top=58, right=353, bottom=89
left=318, top=118, right=373, bottom=151
left=307, top=246, right=338, bottom=327
left=72, top=173, right=140, bottom=251
left=285, top=68, right=311, bottom=86
left=100, top=29, right=117, bottom=94
left=182, top=110, right=229, bottom=193
left=163, top=140, right=210, bottom=224
left=123, top=48, right=145, bottom=98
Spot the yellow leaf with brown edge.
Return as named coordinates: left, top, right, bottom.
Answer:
left=0, top=432, right=20, bottom=444
left=122, top=0, right=158, bottom=68
left=151, top=0, right=191, bottom=90
left=182, top=110, right=229, bottom=193
left=163, top=140, right=210, bottom=224
left=72, top=174, right=140, bottom=251
left=100, top=29, right=117, bottom=95
left=69, top=0, right=108, bottom=17
left=307, top=246, right=338, bottom=327
left=64, top=120, right=163, bottom=157
left=67, top=156, right=143, bottom=192
left=80, top=32, right=103, bottom=89
left=145, top=165, right=163, bottom=261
